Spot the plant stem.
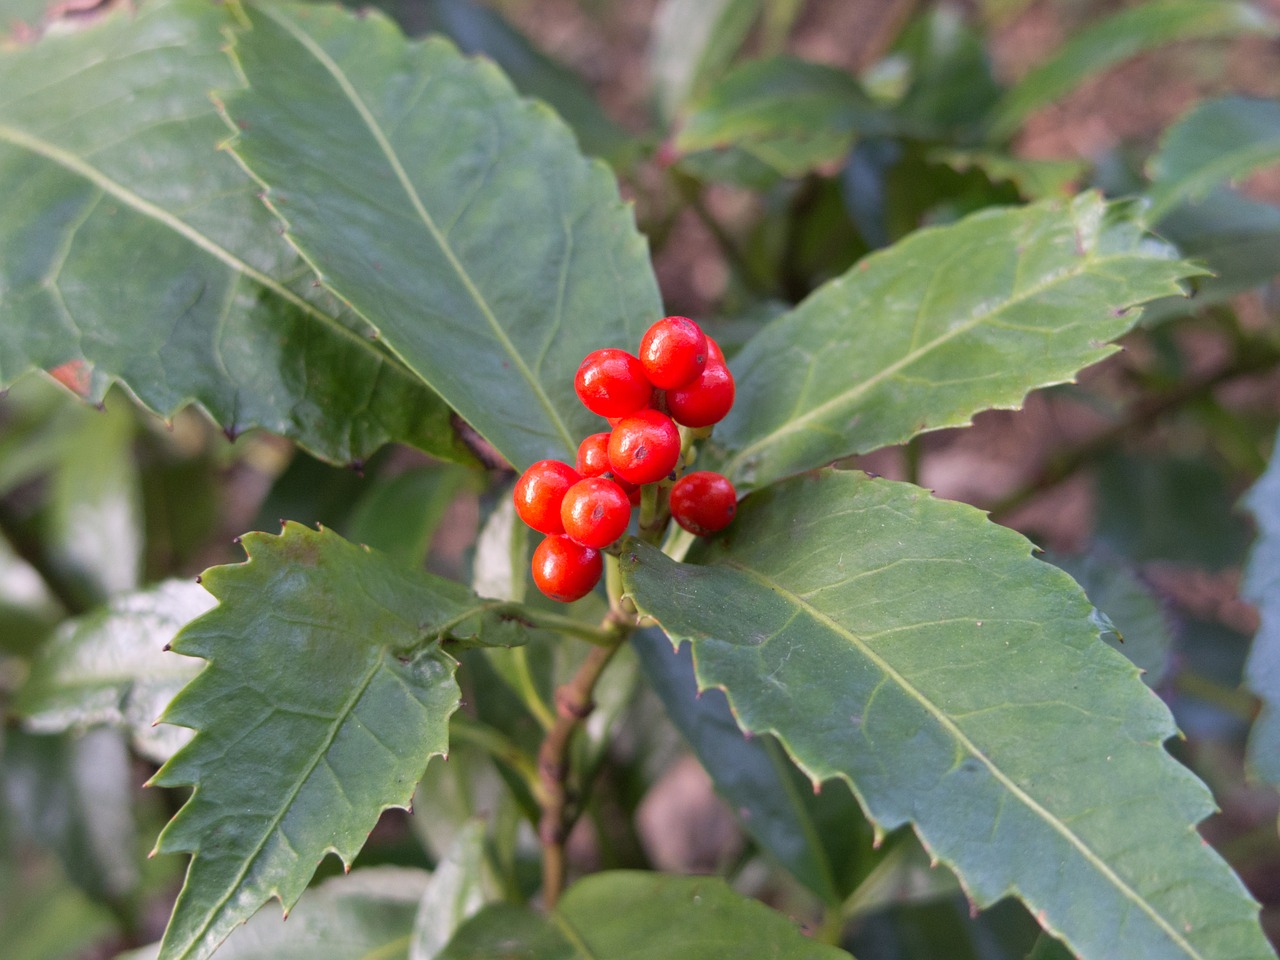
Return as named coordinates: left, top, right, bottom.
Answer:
left=537, top=612, right=631, bottom=908
left=497, top=603, right=618, bottom=647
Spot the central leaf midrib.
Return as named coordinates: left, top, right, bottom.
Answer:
left=169, top=648, right=388, bottom=959
left=0, top=122, right=416, bottom=384
left=256, top=5, right=576, bottom=457
left=724, top=239, right=1138, bottom=478
left=719, top=559, right=1206, bottom=960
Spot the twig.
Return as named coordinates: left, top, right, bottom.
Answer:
left=537, top=618, right=629, bottom=907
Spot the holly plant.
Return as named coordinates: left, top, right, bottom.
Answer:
left=2, top=1, right=1280, bottom=959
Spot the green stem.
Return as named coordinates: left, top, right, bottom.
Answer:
left=497, top=603, right=618, bottom=647
left=511, top=645, right=556, bottom=731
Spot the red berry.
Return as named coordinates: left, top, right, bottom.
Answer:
left=639, top=315, right=707, bottom=390
left=669, top=471, right=737, bottom=536
left=513, top=460, right=580, bottom=535
left=561, top=477, right=632, bottom=548
left=666, top=356, right=735, bottom=428
left=608, top=410, right=681, bottom=486
left=705, top=335, right=726, bottom=365
left=575, top=349, right=653, bottom=418
left=576, top=432, right=612, bottom=477
left=532, top=535, right=602, bottom=602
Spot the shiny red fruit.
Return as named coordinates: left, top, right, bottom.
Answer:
left=669, top=471, right=737, bottom=536
left=667, top=356, right=735, bottom=428
left=513, top=460, right=580, bottom=535
left=639, top=315, right=707, bottom=390
left=560, top=477, right=632, bottom=548
left=608, top=410, right=681, bottom=486
left=532, top=535, right=602, bottom=602
left=574, top=349, right=653, bottom=418
left=576, top=432, right=612, bottom=477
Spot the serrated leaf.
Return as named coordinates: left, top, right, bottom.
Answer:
left=1046, top=550, right=1173, bottom=687
left=120, top=866, right=429, bottom=960
left=987, top=1, right=1277, bottom=140
left=438, top=871, right=852, bottom=960
left=149, top=522, right=526, bottom=960
left=633, top=628, right=867, bottom=905
left=0, top=0, right=470, bottom=466
left=15, top=579, right=215, bottom=763
left=620, top=471, right=1272, bottom=960
left=674, top=56, right=890, bottom=177
left=1146, top=96, right=1280, bottom=220
left=714, top=193, right=1196, bottom=490
left=650, top=0, right=763, bottom=123
left=1143, top=187, right=1280, bottom=324
left=1245, top=427, right=1280, bottom=786
left=219, top=3, right=661, bottom=472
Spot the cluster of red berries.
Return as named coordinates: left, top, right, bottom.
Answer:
left=514, top=316, right=739, bottom=602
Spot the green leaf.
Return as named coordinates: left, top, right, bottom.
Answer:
left=418, top=0, right=633, bottom=164
left=633, top=628, right=867, bottom=905
left=890, top=6, right=1003, bottom=138
left=1144, top=188, right=1280, bottom=324
left=1095, top=453, right=1253, bottom=570
left=46, top=395, right=142, bottom=604
left=0, top=727, right=139, bottom=905
left=1244, top=427, right=1280, bottom=785
left=149, top=522, right=526, bottom=960
left=987, top=1, right=1277, bottom=140
left=650, top=0, right=763, bottom=123
left=1047, top=550, right=1174, bottom=687
left=15, top=579, right=214, bottom=763
left=0, top=837, right=119, bottom=960
left=1146, top=96, right=1280, bottom=220
left=439, top=872, right=852, bottom=959
left=121, top=866, right=429, bottom=960
left=0, top=0, right=470, bottom=467
left=674, top=56, right=889, bottom=177
left=715, top=194, right=1196, bottom=490
left=219, top=2, right=661, bottom=472
left=928, top=149, right=1084, bottom=200
left=620, top=471, right=1272, bottom=960
left=346, top=464, right=477, bottom=569
left=410, top=820, right=500, bottom=960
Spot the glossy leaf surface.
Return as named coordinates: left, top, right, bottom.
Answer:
left=16, top=579, right=214, bottom=763
left=621, top=471, right=1271, bottom=960
left=715, top=194, right=1194, bottom=490
left=220, top=3, right=661, bottom=471
left=987, top=0, right=1276, bottom=139
left=1244, top=427, right=1280, bottom=785
left=439, top=871, right=851, bottom=959
left=0, top=0, right=468, bottom=466
left=1147, top=96, right=1280, bottom=220
left=150, top=523, right=526, bottom=960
